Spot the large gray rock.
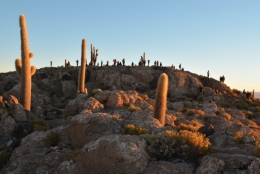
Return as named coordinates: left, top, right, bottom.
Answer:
left=59, top=134, right=149, bottom=174
left=66, top=94, right=104, bottom=116
left=0, top=109, right=16, bottom=143
left=62, top=113, right=122, bottom=148
left=195, top=155, right=225, bottom=174
left=4, top=127, right=66, bottom=174
left=61, top=80, right=76, bottom=99
left=144, top=161, right=194, bottom=174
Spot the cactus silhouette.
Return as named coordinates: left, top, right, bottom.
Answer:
left=78, top=39, right=87, bottom=94
left=154, top=73, right=168, bottom=126
left=14, top=14, right=36, bottom=125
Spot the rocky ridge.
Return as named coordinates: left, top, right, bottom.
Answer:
left=0, top=66, right=260, bottom=173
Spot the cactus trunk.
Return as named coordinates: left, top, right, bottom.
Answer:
left=78, top=39, right=87, bottom=93
left=154, top=73, right=168, bottom=126
left=20, top=15, right=31, bottom=112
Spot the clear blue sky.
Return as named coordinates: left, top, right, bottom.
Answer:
left=1, top=1, right=260, bottom=92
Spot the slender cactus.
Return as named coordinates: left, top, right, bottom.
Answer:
left=154, top=73, right=168, bottom=126
left=14, top=14, right=36, bottom=125
left=78, top=39, right=87, bottom=94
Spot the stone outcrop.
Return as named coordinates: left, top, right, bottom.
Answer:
left=60, top=134, right=150, bottom=174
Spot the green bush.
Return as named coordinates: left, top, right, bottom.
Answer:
left=30, top=119, right=50, bottom=131
left=45, top=131, right=59, bottom=147
left=215, top=111, right=221, bottom=115
left=185, top=92, right=199, bottom=100
left=141, top=130, right=211, bottom=161
left=123, top=124, right=149, bottom=135
left=235, top=102, right=249, bottom=110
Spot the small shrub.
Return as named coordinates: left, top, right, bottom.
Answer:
left=128, top=104, right=142, bottom=112
left=181, top=108, right=188, bottom=113
left=140, top=94, right=149, bottom=100
left=185, top=92, right=199, bottom=100
left=234, top=131, right=245, bottom=144
left=179, top=120, right=203, bottom=132
left=142, top=130, right=211, bottom=161
left=221, top=113, right=231, bottom=120
left=235, top=102, right=249, bottom=110
left=186, top=109, right=205, bottom=116
left=215, top=111, right=221, bottom=115
left=244, top=111, right=253, bottom=119
left=45, top=131, right=59, bottom=147
left=30, top=119, right=50, bottom=131
left=123, top=124, right=149, bottom=135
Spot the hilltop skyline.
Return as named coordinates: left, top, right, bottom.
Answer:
left=1, top=1, right=259, bottom=92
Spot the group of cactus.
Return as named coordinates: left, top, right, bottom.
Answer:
left=14, top=14, right=168, bottom=128
left=90, top=44, right=98, bottom=66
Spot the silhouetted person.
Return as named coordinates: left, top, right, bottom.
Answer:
left=148, top=60, right=150, bottom=67
left=132, top=61, right=134, bottom=67
left=76, top=60, right=79, bottom=67
left=207, top=70, right=210, bottom=78
left=50, top=61, right=52, bottom=67
left=160, top=62, right=162, bottom=67
left=122, top=58, right=125, bottom=66
left=101, top=60, right=103, bottom=67
left=179, top=64, right=181, bottom=70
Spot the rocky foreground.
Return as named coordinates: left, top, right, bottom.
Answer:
left=1, top=66, right=260, bottom=173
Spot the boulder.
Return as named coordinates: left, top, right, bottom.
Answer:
left=63, top=113, right=122, bottom=148
left=144, top=161, right=194, bottom=174
left=69, top=135, right=149, bottom=174
left=195, top=155, right=225, bottom=174
left=66, top=94, right=104, bottom=116
left=0, top=109, right=16, bottom=150
left=61, top=80, right=76, bottom=99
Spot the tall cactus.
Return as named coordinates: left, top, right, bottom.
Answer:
left=14, top=14, right=36, bottom=125
left=154, top=73, right=168, bottom=126
left=78, top=39, right=87, bottom=94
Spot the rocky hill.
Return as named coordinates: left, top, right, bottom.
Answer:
left=1, top=65, right=260, bottom=173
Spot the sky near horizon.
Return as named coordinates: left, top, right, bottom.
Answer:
left=1, top=1, right=260, bottom=92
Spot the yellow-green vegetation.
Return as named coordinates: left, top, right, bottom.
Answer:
left=141, top=130, right=211, bottom=160
left=233, top=131, right=245, bottom=144
left=244, top=111, right=253, bottom=119
left=45, top=131, right=59, bottom=147
left=0, top=147, right=13, bottom=170
left=128, top=104, right=142, bottom=112
left=30, top=119, right=49, bottom=131
left=186, top=109, right=205, bottom=116
left=179, top=120, right=203, bottom=132
left=123, top=124, right=149, bottom=135
left=221, top=113, right=231, bottom=120
left=140, top=94, right=149, bottom=100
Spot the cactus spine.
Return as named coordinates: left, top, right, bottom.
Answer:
left=78, top=39, right=87, bottom=93
left=154, top=73, right=168, bottom=126
left=14, top=14, right=36, bottom=125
